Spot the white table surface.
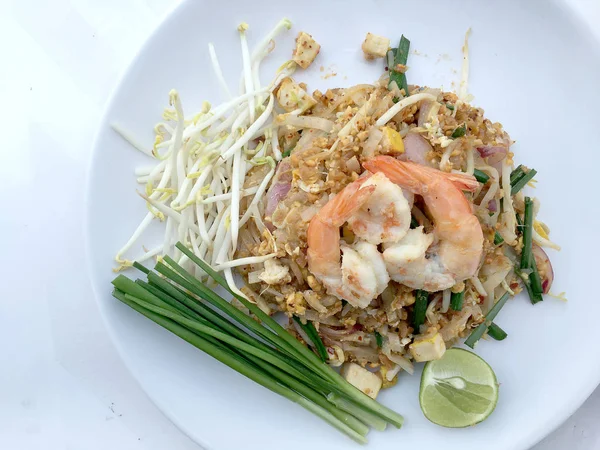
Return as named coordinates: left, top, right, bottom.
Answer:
left=2, top=0, right=599, bottom=449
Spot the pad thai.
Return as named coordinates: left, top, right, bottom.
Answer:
left=114, top=20, right=558, bottom=399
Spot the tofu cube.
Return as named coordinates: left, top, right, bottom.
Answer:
left=409, top=330, right=446, bottom=362
left=341, top=362, right=382, bottom=399
left=276, top=77, right=317, bottom=112
left=381, top=127, right=405, bottom=153
left=292, top=32, right=320, bottom=69
left=362, top=33, right=390, bottom=60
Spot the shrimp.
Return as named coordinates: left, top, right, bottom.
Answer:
left=307, top=176, right=390, bottom=308
left=363, top=156, right=483, bottom=291
left=347, top=172, right=412, bottom=244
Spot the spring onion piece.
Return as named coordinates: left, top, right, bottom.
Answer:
left=473, top=168, right=490, bottom=184
left=451, top=124, right=466, bottom=138
left=446, top=103, right=455, bottom=110
left=389, top=36, right=410, bottom=98
left=374, top=331, right=383, bottom=348
left=450, top=290, right=464, bottom=311
left=520, top=198, right=535, bottom=269
left=509, top=165, right=524, bottom=184
left=113, top=290, right=367, bottom=443
left=174, top=242, right=405, bottom=428
left=516, top=212, right=524, bottom=230
left=493, top=231, right=504, bottom=245
left=413, top=290, right=429, bottom=331
left=510, top=166, right=537, bottom=195
left=520, top=197, right=543, bottom=304
left=328, top=393, right=387, bottom=432
left=293, top=317, right=328, bottom=362
left=465, top=292, right=510, bottom=348
left=487, top=323, right=507, bottom=341
left=111, top=245, right=409, bottom=442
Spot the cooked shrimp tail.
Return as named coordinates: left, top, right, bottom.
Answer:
left=307, top=176, right=390, bottom=308
left=364, top=156, right=484, bottom=291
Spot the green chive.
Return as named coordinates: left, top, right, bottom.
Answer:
left=465, top=292, right=511, bottom=348
left=446, top=103, right=455, bottom=110
left=389, top=36, right=410, bottom=98
left=413, top=290, right=429, bottom=332
left=494, top=231, right=504, bottom=245
left=487, top=323, right=507, bottom=341
left=293, top=317, right=329, bottom=362
left=374, top=331, right=383, bottom=348
left=174, top=243, right=405, bottom=429
left=519, top=199, right=543, bottom=304
left=473, top=168, right=490, bottom=184
left=451, top=124, right=466, bottom=138
left=450, top=290, right=464, bottom=311
left=114, top=290, right=367, bottom=444
left=509, top=165, right=525, bottom=185
left=511, top=167, right=537, bottom=195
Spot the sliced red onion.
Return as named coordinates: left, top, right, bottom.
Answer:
left=477, top=145, right=508, bottom=172
left=477, top=145, right=507, bottom=158
left=532, top=244, right=554, bottom=294
left=264, top=160, right=292, bottom=225
left=400, top=133, right=436, bottom=167
left=488, top=199, right=497, bottom=212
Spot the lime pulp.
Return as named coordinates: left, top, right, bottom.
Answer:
left=419, top=348, right=499, bottom=428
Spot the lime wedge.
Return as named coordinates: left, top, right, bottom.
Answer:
left=419, top=348, right=499, bottom=428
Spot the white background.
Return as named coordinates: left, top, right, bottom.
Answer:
left=2, top=0, right=599, bottom=449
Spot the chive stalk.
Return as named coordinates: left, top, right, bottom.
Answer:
left=389, top=36, right=410, bottom=98
left=493, top=231, right=504, bottom=245
left=293, top=317, right=329, bottom=362
left=450, top=290, right=464, bottom=311
left=465, top=292, right=510, bottom=348
left=473, top=168, right=490, bottom=184
left=413, top=290, right=428, bottom=332
left=487, top=323, right=507, bottom=341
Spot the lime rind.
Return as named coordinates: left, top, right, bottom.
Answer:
left=419, top=348, right=499, bottom=428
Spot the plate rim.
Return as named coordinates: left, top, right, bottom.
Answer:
left=83, top=1, right=600, bottom=449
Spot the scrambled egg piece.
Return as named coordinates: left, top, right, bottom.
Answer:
left=381, top=127, right=405, bottom=153
left=292, top=32, right=320, bottom=69
left=259, top=259, right=291, bottom=285
left=361, top=33, right=390, bottom=60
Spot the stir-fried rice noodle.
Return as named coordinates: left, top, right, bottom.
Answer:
left=236, top=75, right=545, bottom=384
left=115, top=21, right=554, bottom=387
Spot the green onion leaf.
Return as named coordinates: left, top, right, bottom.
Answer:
left=473, top=169, right=490, bottom=184
left=518, top=199, right=543, bottom=303
left=450, top=290, right=464, bottom=311
left=451, top=124, right=466, bottom=138
left=389, top=36, right=410, bottom=98
left=374, top=331, right=383, bottom=348
left=293, top=317, right=329, bottom=362
left=511, top=167, right=537, bottom=195
left=413, top=290, right=429, bottom=332
left=465, top=292, right=511, bottom=348
left=487, top=323, right=507, bottom=341
left=509, top=165, right=525, bottom=185
left=493, top=231, right=504, bottom=245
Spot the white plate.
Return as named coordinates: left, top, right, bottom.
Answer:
left=86, top=0, right=600, bottom=448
